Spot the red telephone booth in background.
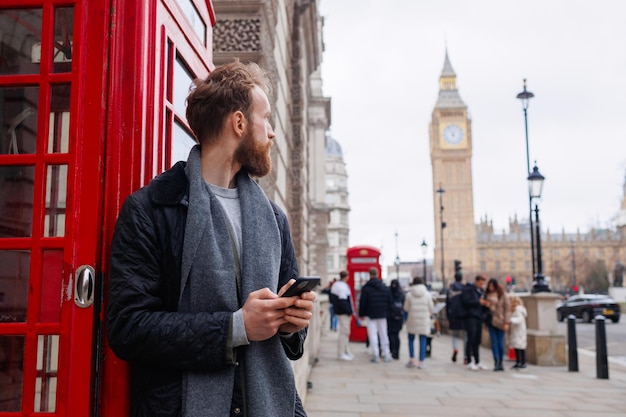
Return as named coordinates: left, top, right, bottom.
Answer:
left=346, top=245, right=381, bottom=342
left=0, top=1, right=215, bottom=416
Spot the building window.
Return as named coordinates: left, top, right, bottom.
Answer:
left=509, top=249, right=515, bottom=258
left=326, top=254, right=334, bottom=271
left=494, top=249, right=500, bottom=257
left=495, top=261, right=501, bottom=271
left=480, top=261, right=486, bottom=271
left=524, top=261, right=530, bottom=270
left=339, top=255, right=347, bottom=269
left=479, top=249, right=485, bottom=258
left=553, top=249, right=560, bottom=257
left=510, top=261, right=515, bottom=271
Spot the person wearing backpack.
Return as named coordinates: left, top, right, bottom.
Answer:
left=387, top=279, right=405, bottom=360
left=330, top=271, right=355, bottom=361
left=446, top=274, right=467, bottom=364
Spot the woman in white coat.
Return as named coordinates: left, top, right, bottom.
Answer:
left=403, top=277, right=434, bottom=368
left=509, top=295, right=527, bottom=369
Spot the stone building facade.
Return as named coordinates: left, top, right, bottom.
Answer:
left=211, top=0, right=331, bottom=278
left=324, top=132, right=350, bottom=286
left=430, top=51, right=626, bottom=292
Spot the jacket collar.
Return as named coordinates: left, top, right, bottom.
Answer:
left=148, top=161, right=189, bottom=206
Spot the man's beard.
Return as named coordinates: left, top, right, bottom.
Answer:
left=234, top=128, right=272, bottom=177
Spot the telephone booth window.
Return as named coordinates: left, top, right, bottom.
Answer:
left=48, top=84, right=71, bottom=153
left=173, top=56, right=193, bottom=118
left=51, top=7, right=73, bottom=74
left=0, top=250, right=30, bottom=322
left=0, top=335, right=25, bottom=412
left=353, top=271, right=369, bottom=307
left=167, top=51, right=198, bottom=166
left=177, top=0, right=207, bottom=46
left=0, top=9, right=43, bottom=76
left=0, top=165, right=35, bottom=237
left=172, top=120, right=196, bottom=165
left=1, top=86, right=39, bottom=155
left=44, top=164, right=67, bottom=237
left=34, top=334, right=59, bottom=412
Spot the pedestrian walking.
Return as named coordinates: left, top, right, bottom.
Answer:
left=484, top=278, right=511, bottom=371
left=509, top=295, right=528, bottom=369
left=461, top=275, right=490, bottom=371
left=387, top=279, right=405, bottom=360
left=323, top=278, right=338, bottom=331
left=358, top=267, right=393, bottom=363
left=446, top=275, right=467, bottom=364
left=404, top=277, right=434, bottom=369
left=330, top=271, right=355, bottom=361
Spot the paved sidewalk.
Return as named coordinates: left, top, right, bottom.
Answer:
left=304, top=329, right=626, bottom=417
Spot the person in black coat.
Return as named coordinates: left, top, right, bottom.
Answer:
left=461, top=275, right=490, bottom=370
left=387, top=279, right=405, bottom=360
left=446, top=275, right=467, bottom=363
left=359, top=267, right=393, bottom=362
left=107, top=61, right=313, bottom=416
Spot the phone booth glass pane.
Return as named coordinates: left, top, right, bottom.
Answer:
left=0, top=86, right=39, bottom=155
left=353, top=271, right=368, bottom=308
left=0, top=9, right=43, bottom=76
left=0, top=250, right=30, bottom=322
left=0, top=335, right=25, bottom=411
left=51, top=8, right=73, bottom=73
left=0, top=166, right=35, bottom=237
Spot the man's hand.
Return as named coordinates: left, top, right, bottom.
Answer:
left=278, top=290, right=315, bottom=334
left=242, top=288, right=297, bottom=341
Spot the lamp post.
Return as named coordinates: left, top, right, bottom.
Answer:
left=394, top=231, right=400, bottom=279
left=528, top=164, right=550, bottom=293
left=516, top=79, right=537, bottom=278
left=436, top=185, right=446, bottom=290
left=420, top=239, right=428, bottom=283
left=570, top=240, right=577, bottom=292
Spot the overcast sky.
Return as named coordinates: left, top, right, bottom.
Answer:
left=318, top=0, right=626, bottom=272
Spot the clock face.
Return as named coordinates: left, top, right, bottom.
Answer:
left=443, top=124, right=464, bottom=145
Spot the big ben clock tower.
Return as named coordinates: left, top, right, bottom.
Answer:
left=430, top=51, right=477, bottom=287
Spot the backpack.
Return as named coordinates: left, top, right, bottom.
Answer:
left=446, top=286, right=466, bottom=321
left=330, top=293, right=352, bottom=315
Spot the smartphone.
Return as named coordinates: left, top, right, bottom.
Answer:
left=281, top=276, right=320, bottom=297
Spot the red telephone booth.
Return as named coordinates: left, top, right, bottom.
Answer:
left=346, top=245, right=381, bottom=342
left=0, top=1, right=215, bottom=416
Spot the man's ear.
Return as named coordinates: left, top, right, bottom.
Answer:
left=231, top=111, right=247, bottom=137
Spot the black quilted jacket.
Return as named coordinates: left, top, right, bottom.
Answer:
left=106, top=162, right=306, bottom=416
left=358, top=278, right=392, bottom=319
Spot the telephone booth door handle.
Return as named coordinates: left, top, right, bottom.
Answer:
left=74, top=265, right=95, bottom=308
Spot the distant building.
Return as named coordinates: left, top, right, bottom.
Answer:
left=429, top=51, right=626, bottom=291
left=324, top=132, right=350, bottom=286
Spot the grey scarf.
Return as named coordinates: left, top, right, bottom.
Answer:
left=180, top=146, right=296, bottom=416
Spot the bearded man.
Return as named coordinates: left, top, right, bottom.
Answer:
left=107, top=60, right=314, bottom=417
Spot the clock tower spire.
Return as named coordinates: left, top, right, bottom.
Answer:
left=429, top=50, right=477, bottom=286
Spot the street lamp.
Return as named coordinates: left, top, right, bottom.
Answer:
left=528, top=164, right=550, bottom=293
left=436, top=185, right=446, bottom=290
left=570, top=240, right=577, bottom=292
left=394, top=231, right=400, bottom=279
left=516, top=79, right=537, bottom=278
left=420, top=239, right=428, bottom=283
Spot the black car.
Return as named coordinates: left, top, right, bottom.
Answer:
left=556, top=294, right=621, bottom=323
